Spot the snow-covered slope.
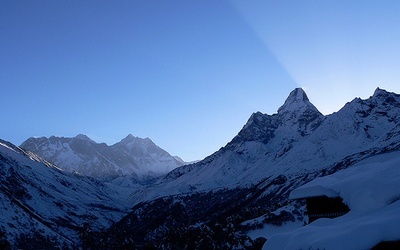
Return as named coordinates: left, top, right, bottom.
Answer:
left=132, top=87, right=400, bottom=202
left=0, top=139, right=130, bottom=244
left=21, top=134, right=184, bottom=181
left=266, top=151, right=400, bottom=249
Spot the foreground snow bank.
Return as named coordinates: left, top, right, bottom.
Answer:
left=265, top=151, right=400, bottom=249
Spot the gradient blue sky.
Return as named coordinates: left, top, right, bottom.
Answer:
left=1, top=1, right=400, bottom=161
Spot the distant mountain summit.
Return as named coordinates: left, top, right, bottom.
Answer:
left=20, top=134, right=184, bottom=181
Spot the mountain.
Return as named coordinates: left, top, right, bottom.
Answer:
left=20, top=134, right=184, bottom=181
left=130, top=87, right=400, bottom=200
left=104, top=87, right=400, bottom=248
left=0, top=139, right=130, bottom=247
left=6, top=87, right=400, bottom=249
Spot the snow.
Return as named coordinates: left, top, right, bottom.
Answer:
left=290, top=186, right=339, bottom=199
left=277, top=88, right=316, bottom=114
left=264, top=150, right=400, bottom=249
left=290, top=151, right=400, bottom=213
left=265, top=200, right=400, bottom=250
left=247, top=221, right=303, bottom=240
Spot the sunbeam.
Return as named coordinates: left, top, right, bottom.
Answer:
left=232, top=0, right=400, bottom=115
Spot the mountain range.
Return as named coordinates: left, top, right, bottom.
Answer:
left=2, top=87, right=400, bottom=249
left=20, top=134, right=185, bottom=182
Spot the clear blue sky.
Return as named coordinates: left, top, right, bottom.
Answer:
left=1, top=1, right=400, bottom=161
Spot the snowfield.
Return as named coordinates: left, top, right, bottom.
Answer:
left=265, top=151, right=400, bottom=249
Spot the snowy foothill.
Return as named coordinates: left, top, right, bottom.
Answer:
left=0, top=139, right=131, bottom=242
left=264, top=150, right=400, bottom=249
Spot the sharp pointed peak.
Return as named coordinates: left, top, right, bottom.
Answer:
left=372, top=87, right=389, bottom=98
left=277, top=87, right=317, bottom=114
left=285, top=87, right=309, bottom=102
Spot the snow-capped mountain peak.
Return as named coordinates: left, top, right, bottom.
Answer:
left=114, top=135, right=162, bottom=156
left=232, top=88, right=324, bottom=146
left=74, top=134, right=93, bottom=142
left=122, top=133, right=138, bottom=141
left=118, top=134, right=153, bottom=146
left=371, top=87, right=400, bottom=106
left=373, top=87, right=387, bottom=98
left=277, top=87, right=319, bottom=115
